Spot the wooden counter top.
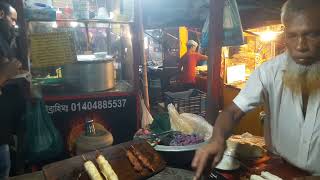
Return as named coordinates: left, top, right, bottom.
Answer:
left=245, top=155, right=310, bottom=179
left=11, top=167, right=195, bottom=180
left=212, top=154, right=310, bottom=180
left=11, top=155, right=312, bottom=180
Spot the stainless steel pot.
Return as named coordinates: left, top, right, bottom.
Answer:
left=63, top=59, right=115, bottom=92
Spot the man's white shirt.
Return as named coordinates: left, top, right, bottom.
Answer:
left=233, top=52, right=320, bottom=174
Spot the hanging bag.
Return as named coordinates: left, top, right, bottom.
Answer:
left=201, top=0, right=244, bottom=47
left=24, top=99, right=63, bottom=163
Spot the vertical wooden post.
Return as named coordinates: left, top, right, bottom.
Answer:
left=133, top=0, right=150, bottom=109
left=13, top=0, right=29, bottom=70
left=206, top=0, right=224, bottom=124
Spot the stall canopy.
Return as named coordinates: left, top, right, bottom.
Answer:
left=142, top=0, right=286, bottom=30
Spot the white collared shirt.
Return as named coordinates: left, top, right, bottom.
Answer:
left=233, top=52, right=320, bottom=175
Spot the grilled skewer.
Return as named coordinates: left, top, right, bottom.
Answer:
left=130, top=145, right=155, bottom=172
left=126, top=149, right=145, bottom=172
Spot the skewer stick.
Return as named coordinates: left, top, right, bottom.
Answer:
left=121, top=147, right=128, bottom=153
left=81, top=155, right=87, bottom=162
left=95, top=149, right=102, bottom=158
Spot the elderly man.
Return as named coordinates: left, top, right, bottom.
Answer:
left=192, top=0, right=320, bottom=179
left=178, top=40, right=208, bottom=89
left=0, top=2, right=23, bottom=179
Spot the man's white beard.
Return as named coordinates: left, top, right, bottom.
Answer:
left=283, top=58, right=320, bottom=94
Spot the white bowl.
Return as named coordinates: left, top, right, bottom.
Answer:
left=215, top=155, right=240, bottom=171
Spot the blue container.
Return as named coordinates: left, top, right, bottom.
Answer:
left=24, top=7, right=56, bottom=21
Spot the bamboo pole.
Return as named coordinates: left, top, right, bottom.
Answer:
left=133, top=0, right=150, bottom=109
left=206, top=0, right=224, bottom=124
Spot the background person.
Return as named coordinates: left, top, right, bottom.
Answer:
left=0, top=2, right=25, bottom=178
left=178, top=40, right=208, bottom=90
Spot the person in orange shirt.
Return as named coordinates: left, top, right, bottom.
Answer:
left=178, top=40, right=208, bottom=89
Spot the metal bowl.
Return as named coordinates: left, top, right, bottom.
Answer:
left=154, top=141, right=209, bottom=169
left=154, top=141, right=208, bottom=152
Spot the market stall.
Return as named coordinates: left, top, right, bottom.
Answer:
left=16, top=0, right=141, bottom=165
left=194, top=23, right=284, bottom=136
left=8, top=0, right=318, bottom=179
left=11, top=138, right=311, bottom=180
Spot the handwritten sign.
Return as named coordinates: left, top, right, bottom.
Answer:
left=30, top=32, right=76, bottom=68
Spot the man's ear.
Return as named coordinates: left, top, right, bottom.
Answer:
left=0, top=10, right=4, bottom=19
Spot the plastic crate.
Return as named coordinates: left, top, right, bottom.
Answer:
left=164, top=89, right=206, bottom=117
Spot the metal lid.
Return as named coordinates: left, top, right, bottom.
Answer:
left=76, top=54, right=114, bottom=63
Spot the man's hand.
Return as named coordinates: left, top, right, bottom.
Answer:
left=192, top=103, right=245, bottom=180
left=192, top=139, right=226, bottom=180
left=0, top=59, right=22, bottom=85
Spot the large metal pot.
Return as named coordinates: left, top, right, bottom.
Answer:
left=63, top=58, right=115, bottom=92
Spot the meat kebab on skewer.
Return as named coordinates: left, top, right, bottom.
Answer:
left=130, top=145, right=155, bottom=172
left=126, top=148, right=144, bottom=172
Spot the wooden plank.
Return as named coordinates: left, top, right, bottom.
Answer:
left=43, top=140, right=166, bottom=180
left=11, top=171, right=45, bottom=180
left=206, top=0, right=224, bottom=124
left=133, top=0, right=150, bottom=109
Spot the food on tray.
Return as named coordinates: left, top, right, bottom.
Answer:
left=250, top=175, right=266, bottom=180
left=83, top=159, right=103, bottom=180
left=229, top=133, right=265, bottom=147
left=227, top=133, right=266, bottom=158
left=130, top=145, right=155, bottom=172
left=250, top=171, right=283, bottom=180
left=126, top=149, right=144, bottom=172
left=261, top=171, right=283, bottom=180
left=96, top=154, right=119, bottom=180
left=125, top=147, right=155, bottom=176
left=160, top=131, right=204, bottom=146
